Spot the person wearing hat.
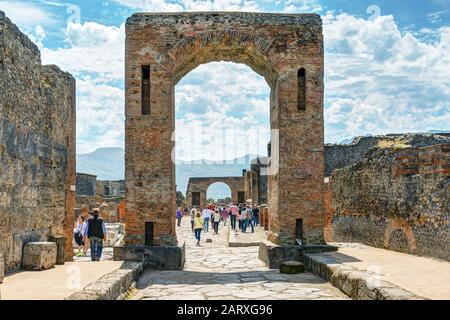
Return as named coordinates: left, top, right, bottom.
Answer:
left=83, top=208, right=106, bottom=261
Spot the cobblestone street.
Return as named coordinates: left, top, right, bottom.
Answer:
left=131, top=217, right=349, bottom=300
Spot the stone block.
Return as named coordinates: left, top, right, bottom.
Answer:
left=22, top=242, right=57, bottom=271
left=280, top=261, right=305, bottom=274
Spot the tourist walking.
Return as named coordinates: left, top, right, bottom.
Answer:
left=221, top=206, right=229, bottom=226
left=246, top=205, right=255, bottom=233
left=83, top=208, right=106, bottom=262
left=193, top=211, right=203, bottom=246
left=190, top=207, right=197, bottom=231
left=81, top=211, right=92, bottom=256
left=202, top=207, right=211, bottom=232
left=253, top=206, right=259, bottom=226
left=73, top=215, right=85, bottom=257
left=213, top=209, right=221, bottom=234
left=237, top=207, right=242, bottom=231
left=229, top=202, right=238, bottom=230
left=241, top=206, right=248, bottom=232
left=176, top=207, right=182, bottom=227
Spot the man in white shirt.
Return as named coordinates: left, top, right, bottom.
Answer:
left=201, top=207, right=211, bottom=232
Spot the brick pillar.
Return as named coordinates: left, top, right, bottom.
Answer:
left=267, top=65, right=325, bottom=245
left=125, top=66, right=176, bottom=246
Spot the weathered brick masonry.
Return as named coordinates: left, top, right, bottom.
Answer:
left=0, top=11, right=76, bottom=271
left=327, top=143, right=449, bottom=261
left=125, top=12, right=325, bottom=246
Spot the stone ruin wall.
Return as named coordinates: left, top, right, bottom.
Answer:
left=326, top=143, right=449, bottom=261
left=0, top=11, right=76, bottom=272
left=324, top=133, right=450, bottom=177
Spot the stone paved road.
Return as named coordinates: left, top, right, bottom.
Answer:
left=131, top=217, right=349, bottom=300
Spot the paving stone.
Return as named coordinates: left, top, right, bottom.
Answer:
left=131, top=219, right=348, bottom=300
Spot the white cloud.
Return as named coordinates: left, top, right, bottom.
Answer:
left=41, top=22, right=125, bottom=81
left=175, top=62, right=270, bottom=161
left=323, top=13, right=450, bottom=143
left=283, top=0, right=322, bottom=13
left=113, top=0, right=261, bottom=11
left=75, top=77, right=125, bottom=154
left=0, top=1, right=56, bottom=27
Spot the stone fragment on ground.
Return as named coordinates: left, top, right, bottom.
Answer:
left=22, top=242, right=57, bottom=271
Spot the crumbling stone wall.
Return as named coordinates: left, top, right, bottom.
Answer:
left=329, top=144, right=449, bottom=261
left=76, top=173, right=97, bottom=196
left=324, top=133, right=450, bottom=177
left=0, top=11, right=76, bottom=271
left=76, top=195, right=122, bottom=223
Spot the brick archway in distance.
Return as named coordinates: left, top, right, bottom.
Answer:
left=124, top=12, right=325, bottom=247
left=186, top=177, right=244, bottom=209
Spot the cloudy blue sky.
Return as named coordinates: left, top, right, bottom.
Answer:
left=1, top=0, right=449, bottom=160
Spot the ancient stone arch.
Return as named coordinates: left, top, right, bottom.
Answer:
left=384, top=217, right=417, bottom=254
left=124, top=12, right=325, bottom=246
left=186, top=177, right=245, bottom=209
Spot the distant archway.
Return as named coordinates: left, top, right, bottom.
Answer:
left=206, top=182, right=232, bottom=204
left=186, top=177, right=245, bottom=209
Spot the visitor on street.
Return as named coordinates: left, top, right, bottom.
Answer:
left=73, top=215, right=85, bottom=256
left=241, top=205, right=248, bottom=232
left=253, top=206, right=259, bottom=226
left=202, top=207, right=211, bottom=232
left=229, top=202, right=238, bottom=230
left=237, top=207, right=242, bottom=231
left=176, top=207, right=182, bottom=227
left=194, top=211, right=203, bottom=246
left=83, top=208, right=106, bottom=262
left=221, top=206, right=229, bottom=226
left=190, top=207, right=197, bottom=231
left=246, top=205, right=255, bottom=233
left=213, top=209, right=221, bottom=234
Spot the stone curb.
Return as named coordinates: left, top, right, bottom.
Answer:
left=64, top=261, right=143, bottom=300
left=304, top=253, right=427, bottom=300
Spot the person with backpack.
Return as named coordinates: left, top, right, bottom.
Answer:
left=83, top=208, right=106, bottom=262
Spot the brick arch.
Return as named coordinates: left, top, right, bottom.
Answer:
left=164, top=29, right=281, bottom=87
left=186, top=177, right=245, bottom=209
left=124, top=12, right=325, bottom=246
left=383, top=218, right=417, bottom=254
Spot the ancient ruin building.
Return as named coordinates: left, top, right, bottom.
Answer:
left=0, top=11, right=76, bottom=271
left=324, top=134, right=450, bottom=261
left=76, top=172, right=97, bottom=196
left=124, top=12, right=325, bottom=248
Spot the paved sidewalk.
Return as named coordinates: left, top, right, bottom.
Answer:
left=229, top=224, right=267, bottom=247
left=324, top=243, right=450, bottom=300
left=132, top=217, right=348, bottom=300
left=0, top=248, right=122, bottom=300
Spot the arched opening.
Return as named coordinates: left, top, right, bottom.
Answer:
left=206, top=182, right=232, bottom=205
left=123, top=12, right=325, bottom=249
left=175, top=61, right=270, bottom=165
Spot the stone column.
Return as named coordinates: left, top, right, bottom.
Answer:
left=267, top=65, right=325, bottom=245
left=125, top=63, right=176, bottom=245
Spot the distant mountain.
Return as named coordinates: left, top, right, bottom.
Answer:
left=77, top=147, right=125, bottom=180
left=76, top=148, right=262, bottom=198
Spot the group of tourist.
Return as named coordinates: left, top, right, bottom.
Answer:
left=177, top=203, right=260, bottom=246
left=73, top=208, right=107, bottom=262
